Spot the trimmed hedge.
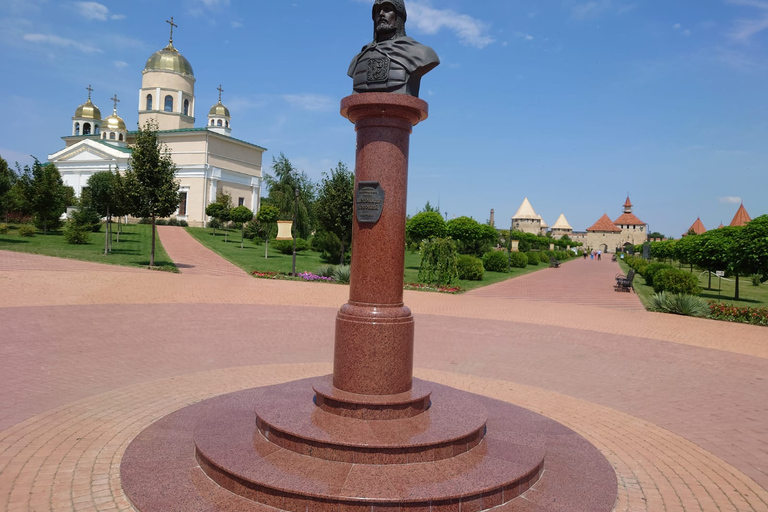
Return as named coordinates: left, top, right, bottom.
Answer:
left=526, top=253, right=540, bottom=266
left=653, top=268, right=701, bottom=295
left=482, top=250, right=508, bottom=272
left=457, top=255, right=484, bottom=280
left=509, top=252, right=528, bottom=268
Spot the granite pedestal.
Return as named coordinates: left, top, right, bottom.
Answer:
left=120, top=94, right=618, bottom=511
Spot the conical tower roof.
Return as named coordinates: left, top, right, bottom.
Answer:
left=538, top=215, right=548, bottom=228
left=512, top=197, right=539, bottom=220
left=686, top=217, right=707, bottom=235
left=587, top=213, right=622, bottom=232
left=552, top=213, right=573, bottom=230
left=729, top=204, right=751, bottom=227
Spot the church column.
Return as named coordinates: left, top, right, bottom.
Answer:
left=250, top=177, right=261, bottom=213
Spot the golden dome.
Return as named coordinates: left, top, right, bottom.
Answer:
left=144, top=43, right=194, bottom=77
left=74, top=99, right=102, bottom=120
left=209, top=101, right=230, bottom=117
left=103, top=110, right=126, bottom=131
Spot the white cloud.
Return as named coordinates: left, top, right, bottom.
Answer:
left=673, top=23, right=682, bottom=30
left=727, top=0, right=768, bottom=41
left=199, top=0, right=229, bottom=8
left=719, top=196, right=743, bottom=204
left=282, top=94, right=334, bottom=112
left=567, top=0, right=635, bottom=20
left=111, top=14, right=126, bottom=21
left=351, top=0, right=494, bottom=49
left=408, top=2, right=495, bottom=48
left=75, top=2, right=109, bottom=21
left=114, top=60, right=128, bottom=69
left=23, top=33, right=102, bottom=53
left=231, top=21, right=243, bottom=29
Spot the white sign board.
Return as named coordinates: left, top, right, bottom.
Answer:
left=715, top=271, right=725, bottom=277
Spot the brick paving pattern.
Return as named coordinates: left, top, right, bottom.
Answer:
left=1, top=249, right=766, bottom=511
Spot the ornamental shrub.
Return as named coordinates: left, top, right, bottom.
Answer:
left=155, top=218, right=167, bottom=226
left=456, top=255, right=484, bottom=281
left=709, top=302, right=768, bottom=326
left=63, top=221, right=91, bottom=244
left=526, top=252, right=540, bottom=266
left=651, top=292, right=709, bottom=317
left=539, top=252, right=550, bottom=264
left=178, top=219, right=188, bottom=227
left=272, top=238, right=310, bottom=255
left=313, top=230, right=348, bottom=264
left=418, top=237, right=458, bottom=285
left=18, top=225, right=35, bottom=237
left=316, top=264, right=336, bottom=278
left=333, top=265, right=351, bottom=284
left=482, top=250, right=508, bottom=272
left=0, top=224, right=8, bottom=235
left=509, top=251, right=528, bottom=269
left=653, top=268, right=701, bottom=295
left=751, top=274, right=762, bottom=286
left=643, top=263, right=674, bottom=287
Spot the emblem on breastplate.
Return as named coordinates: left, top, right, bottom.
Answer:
left=367, top=56, right=390, bottom=83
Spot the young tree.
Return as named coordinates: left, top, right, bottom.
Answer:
left=110, top=168, right=130, bottom=242
left=736, top=215, right=768, bottom=289
left=125, top=120, right=180, bottom=267
left=28, top=160, right=68, bottom=234
left=421, top=201, right=439, bottom=213
left=446, top=216, right=498, bottom=256
left=0, top=156, right=12, bottom=220
left=205, top=202, right=225, bottom=235
left=229, top=205, right=254, bottom=249
left=263, top=153, right=315, bottom=238
left=406, top=211, right=446, bottom=247
left=87, top=171, right=115, bottom=255
left=254, top=205, right=279, bottom=258
left=692, top=228, right=738, bottom=290
left=315, top=162, right=354, bottom=264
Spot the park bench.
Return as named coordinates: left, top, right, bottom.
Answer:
left=611, top=254, right=617, bottom=262
left=614, top=269, right=635, bottom=292
left=549, top=256, right=561, bottom=268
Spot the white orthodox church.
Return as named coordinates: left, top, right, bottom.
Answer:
left=48, top=22, right=266, bottom=227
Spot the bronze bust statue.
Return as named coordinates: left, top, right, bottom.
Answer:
left=348, top=0, right=440, bottom=98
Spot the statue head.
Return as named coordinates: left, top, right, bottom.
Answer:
left=373, top=0, right=407, bottom=41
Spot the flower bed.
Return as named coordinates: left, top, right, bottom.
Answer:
left=251, top=271, right=282, bottom=279
left=297, top=271, right=334, bottom=282
left=709, top=302, right=768, bottom=327
left=404, top=282, right=463, bottom=294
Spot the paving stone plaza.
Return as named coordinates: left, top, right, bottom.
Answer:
left=1, top=228, right=767, bottom=511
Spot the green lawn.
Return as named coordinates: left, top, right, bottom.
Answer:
left=0, top=223, right=177, bottom=272
left=619, top=259, right=768, bottom=309
left=187, top=226, right=567, bottom=292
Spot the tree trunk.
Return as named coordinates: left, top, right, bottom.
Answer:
left=339, top=242, right=345, bottom=266
left=116, top=217, right=121, bottom=243
left=150, top=214, right=156, bottom=268
left=104, top=206, right=110, bottom=256
left=265, top=239, right=269, bottom=258
left=735, top=274, right=740, bottom=301
left=241, top=226, right=244, bottom=249
left=708, top=271, right=712, bottom=290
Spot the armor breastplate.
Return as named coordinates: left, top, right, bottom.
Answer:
left=351, top=47, right=408, bottom=93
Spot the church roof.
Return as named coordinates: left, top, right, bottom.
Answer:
left=729, top=204, right=751, bottom=227
left=624, top=196, right=633, bottom=208
left=587, top=213, right=622, bottom=232
left=687, top=217, right=707, bottom=235
left=144, top=43, right=194, bottom=78
left=552, top=213, right=573, bottom=230
left=538, top=215, right=548, bottom=228
left=614, top=212, right=645, bottom=226
left=512, top=197, right=539, bottom=220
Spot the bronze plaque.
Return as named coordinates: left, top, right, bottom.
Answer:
left=356, top=181, right=385, bottom=224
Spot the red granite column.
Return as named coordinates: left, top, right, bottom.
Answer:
left=334, top=93, right=428, bottom=395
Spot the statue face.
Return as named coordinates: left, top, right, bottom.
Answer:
left=374, top=2, right=398, bottom=39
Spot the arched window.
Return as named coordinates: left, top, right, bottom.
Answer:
left=217, top=119, right=222, bottom=127
left=146, top=94, right=153, bottom=110
left=102, top=133, right=106, bottom=140
left=94, top=125, right=100, bottom=135
left=119, top=133, right=124, bottom=141
left=75, top=123, right=80, bottom=136
left=210, top=119, right=215, bottom=126
left=183, top=99, right=189, bottom=116
left=164, top=95, right=173, bottom=112
left=83, top=123, right=91, bottom=135
left=109, top=133, right=115, bottom=140
left=225, top=120, right=229, bottom=128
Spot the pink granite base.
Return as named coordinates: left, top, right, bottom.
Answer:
left=121, top=377, right=617, bottom=512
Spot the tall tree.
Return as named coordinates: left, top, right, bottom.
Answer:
left=315, top=162, right=354, bottom=264
left=110, top=167, right=130, bottom=242
left=0, top=156, right=12, bottom=220
left=28, top=160, right=68, bottom=234
left=87, top=171, right=115, bottom=255
left=736, top=215, right=768, bottom=290
left=125, top=120, right=180, bottom=267
left=263, top=153, right=315, bottom=238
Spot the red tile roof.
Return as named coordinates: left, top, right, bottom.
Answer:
left=624, top=196, right=633, bottom=208
left=686, top=217, right=707, bottom=235
left=614, top=212, right=646, bottom=226
left=587, top=213, right=622, bottom=232
left=729, top=204, right=751, bottom=227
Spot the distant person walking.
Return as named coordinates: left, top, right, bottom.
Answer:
left=597, top=250, right=602, bottom=261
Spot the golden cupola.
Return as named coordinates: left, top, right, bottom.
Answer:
left=101, top=95, right=128, bottom=146
left=208, top=85, right=232, bottom=136
left=139, top=19, right=196, bottom=132
left=72, top=85, right=102, bottom=137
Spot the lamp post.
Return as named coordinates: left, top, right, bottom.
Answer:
left=292, top=187, right=299, bottom=276
left=507, top=217, right=513, bottom=272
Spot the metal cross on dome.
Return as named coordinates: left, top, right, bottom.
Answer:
left=86, top=84, right=93, bottom=100
left=217, top=84, right=224, bottom=103
left=111, top=94, right=120, bottom=110
left=166, top=17, right=177, bottom=44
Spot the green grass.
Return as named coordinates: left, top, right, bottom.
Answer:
left=619, top=259, right=768, bottom=309
left=0, top=223, right=177, bottom=272
left=187, top=226, right=568, bottom=292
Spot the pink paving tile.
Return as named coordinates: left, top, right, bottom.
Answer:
left=156, top=226, right=247, bottom=277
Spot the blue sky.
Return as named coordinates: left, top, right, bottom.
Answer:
left=0, top=0, right=766, bottom=237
